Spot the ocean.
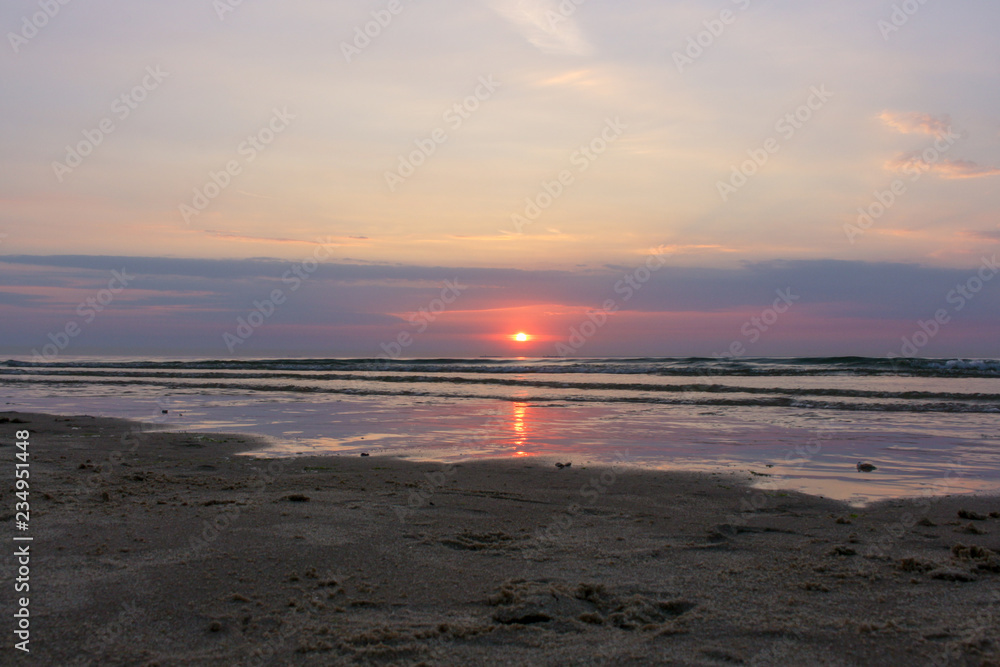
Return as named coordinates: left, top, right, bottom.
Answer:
left=2, top=356, right=999, bottom=504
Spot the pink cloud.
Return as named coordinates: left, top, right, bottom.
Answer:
left=884, top=154, right=1000, bottom=180
left=933, top=159, right=1000, bottom=180
left=879, top=111, right=953, bottom=138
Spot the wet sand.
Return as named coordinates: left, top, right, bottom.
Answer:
left=2, top=411, right=999, bottom=666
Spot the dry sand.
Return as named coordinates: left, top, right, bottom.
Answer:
left=1, top=411, right=999, bottom=666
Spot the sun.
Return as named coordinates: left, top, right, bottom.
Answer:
left=514, top=332, right=530, bottom=342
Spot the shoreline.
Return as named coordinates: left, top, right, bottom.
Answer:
left=5, top=393, right=998, bottom=505
left=2, top=411, right=999, bottom=665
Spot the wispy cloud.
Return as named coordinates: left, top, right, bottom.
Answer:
left=962, top=229, right=1000, bottom=242
left=885, top=154, right=1000, bottom=179
left=235, top=190, right=278, bottom=200
left=932, top=159, right=1000, bottom=180
left=203, top=231, right=369, bottom=245
left=204, top=230, right=323, bottom=245
left=646, top=243, right=737, bottom=256
left=488, top=0, right=592, bottom=55
left=879, top=111, right=953, bottom=138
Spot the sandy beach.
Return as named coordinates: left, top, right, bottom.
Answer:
left=3, top=411, right=999, bottom=666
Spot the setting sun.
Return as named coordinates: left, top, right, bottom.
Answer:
left=514, top=332, right=530, bottom=342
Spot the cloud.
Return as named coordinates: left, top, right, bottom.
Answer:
left=204, top=230, right=327, bottom=245
left=203, top=231, right=370, bottom=245
left=962, top=230, right=1000, bottom=242
left=879, top=111, right=953, bottom=138
left=885, top=154, right=1000, bottom=180
left=880, top=114, right=998, bottom=180
left=2, top=254, right=995, bottom=318
left=488, top=0, right=592, bottom=55
left=0, top=291, right=46, bottom=307
left=932, top=159, right=1000, bottom=180
left=0, top=255, right=560, bottom=288
left=3, top=255, right=999, bottom=355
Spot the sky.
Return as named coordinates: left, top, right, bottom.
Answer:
left=1, top=0, right=999, bottom=359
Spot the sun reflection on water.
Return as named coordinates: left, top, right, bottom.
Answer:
left=512, top=401, right=527, bottom=448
